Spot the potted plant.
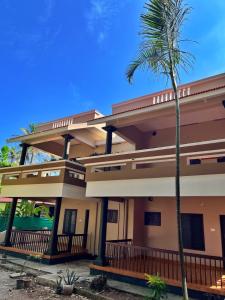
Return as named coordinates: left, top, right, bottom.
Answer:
left=61, top=269, right=79, bottom=296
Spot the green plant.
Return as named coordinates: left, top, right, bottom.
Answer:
left=16, top=200, right=52, bottom=220
left=55, top=276, right=63, bottom=295
left=90, top=275, right=107, bottom=292
left=62, top=269, right=79, bottom=286
left=126, top=1, right=194, bottom=299
left=145, top=274, right=167, bottom=300
left=0, top=203, right=12, bottom=216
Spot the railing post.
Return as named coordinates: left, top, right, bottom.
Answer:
left=67, top=234, right=73, bottom=253
left=3, top=198, right=18, bottom=246
left=82, top=209, right=89, bottom=249
left=95, top=125, right=117, bottom=266
left=47, top=197, right=62, bottom=255
left=62, top=134, right=74, bottom=160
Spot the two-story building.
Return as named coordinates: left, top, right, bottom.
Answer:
left=1, top=73, right=225, bottom=297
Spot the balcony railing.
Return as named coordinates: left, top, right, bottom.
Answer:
left=84, top=139, right=225, bottom=182
left=106, top=242, right=225, bottom=289
left=10, top=230, right=87, bottom=256
left=0, top=160, right=86, bottom=188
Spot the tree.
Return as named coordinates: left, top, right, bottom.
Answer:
left=16, top=199, right=52, bottom=220
left=0, top=145, right=11, bottom=167
left=0, top=145, right=20, bottom=167
left=126, top=1, right=194, bottom=299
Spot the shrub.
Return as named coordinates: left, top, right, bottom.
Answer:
left=145, top=274, right=167, bottom=300
left=90, top=275, right=107, bottom=292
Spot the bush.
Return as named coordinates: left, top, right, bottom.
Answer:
left=90, top=275, right=107, bottom=292
left=145, top=274, right=167, bottom=300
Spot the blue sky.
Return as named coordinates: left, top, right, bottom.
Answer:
left=0, top=0, right=225, bottom=146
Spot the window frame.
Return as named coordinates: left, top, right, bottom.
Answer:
left=63, top=209, right=77, bottom=235
left=144, top=211, right=161, bottom=226
left=107, top=209, right=119, bottom=223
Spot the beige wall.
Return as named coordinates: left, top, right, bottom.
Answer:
left=58, top=198, right=134, bottom=255
left=138, top=196, right=225, bottom=257
left=69, top=142, right=135, bottom=159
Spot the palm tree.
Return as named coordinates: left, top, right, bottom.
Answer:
left=126, top=1, right=194, bottom=299
left=20, top=123, right=37, bottom=164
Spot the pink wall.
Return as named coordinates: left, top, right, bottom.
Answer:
left=112, top=73, right=225, bottom=115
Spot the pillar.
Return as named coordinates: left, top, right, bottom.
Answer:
left=47, top=197, right=62, bottom=255
left=3, top=198, right=18, bottom=246
left=62, top=134, right=74, bottom=160
left=95, top=125, right=117, bottom=266
left=3, top=143, right=30, bottom=246
left=19, top=143, right=29, bottom=165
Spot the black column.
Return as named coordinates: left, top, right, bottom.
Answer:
left=3, top=143, right=30, bottom=246
left=103, top=125, right=117, bottom=154
left=47, top=197, right=62, bottom=255
left=3, top=198, right=18, bottom=246
left=62, top=134, right=74, bottom=160
left=95, top=125, right=117, bottom=266
left=19, top=143, right=29, bottom=165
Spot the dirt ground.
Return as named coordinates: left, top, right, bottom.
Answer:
left=0, top=267, right=145, bottom=300
left=0, top=268, right=88, bottom=300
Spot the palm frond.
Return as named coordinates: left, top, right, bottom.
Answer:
left=126, top=0, right=194, bottom=84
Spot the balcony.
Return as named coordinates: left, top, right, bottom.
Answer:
left=80, top=139, right=225, bottom=197
left=0, top=160, right=86, bottom=198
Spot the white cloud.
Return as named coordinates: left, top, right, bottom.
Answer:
left=86, top=0, right=130, bottom=45
left=38, top=0, right=55, bottom=23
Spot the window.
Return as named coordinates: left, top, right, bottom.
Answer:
left=63, top=209, right=77, bottom=234
left=144, top=212, right=161, bottom=226
left=181, top=213, right=205, bottom=251
left=107, top=209, right=118, bottom=223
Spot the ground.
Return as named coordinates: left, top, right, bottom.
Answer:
left=0, top=268, right=88, bottom=300
left=0, top=257, right=194, bottom=300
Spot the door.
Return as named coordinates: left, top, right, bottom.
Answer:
left=63, top=209, right=77, bottom=234
left=220, top=216, right=225, bottom=265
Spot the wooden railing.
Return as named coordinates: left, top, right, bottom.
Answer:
left=107, top=239, right=133, bottom=245
left=106, top=242, right=225, bottom=288
left=57, top=234, right=87, bottom=254
left=10, top=230, right=87, bottom=256
left=10, top=230, right=50, bottom=254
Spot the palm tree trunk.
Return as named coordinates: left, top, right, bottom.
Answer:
left=171, top=72, right=189, bottom=300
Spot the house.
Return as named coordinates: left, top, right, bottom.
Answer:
left=1, top=73, right=225, bottom=297
left=0, top=109, right=133, bottom=262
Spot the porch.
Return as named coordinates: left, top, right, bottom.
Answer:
left=0, top=229, right=88, bottom=263
left=90, top=241, right=225, bottom=297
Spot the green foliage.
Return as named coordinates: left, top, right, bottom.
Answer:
left=56, top=276, right=63, bottom=294
left=0, top=145, right=20, bottom=167
left=61, top=269, right=79, bottom=286
left=20, top=123, right=37, bottom=135
left=0, top=203, right=11, bottom=216
left=145, top=274, right=167, bottom=300
left=126, top=0, right=194, bottom=83
left=16, top=199, right=53, bottom=220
